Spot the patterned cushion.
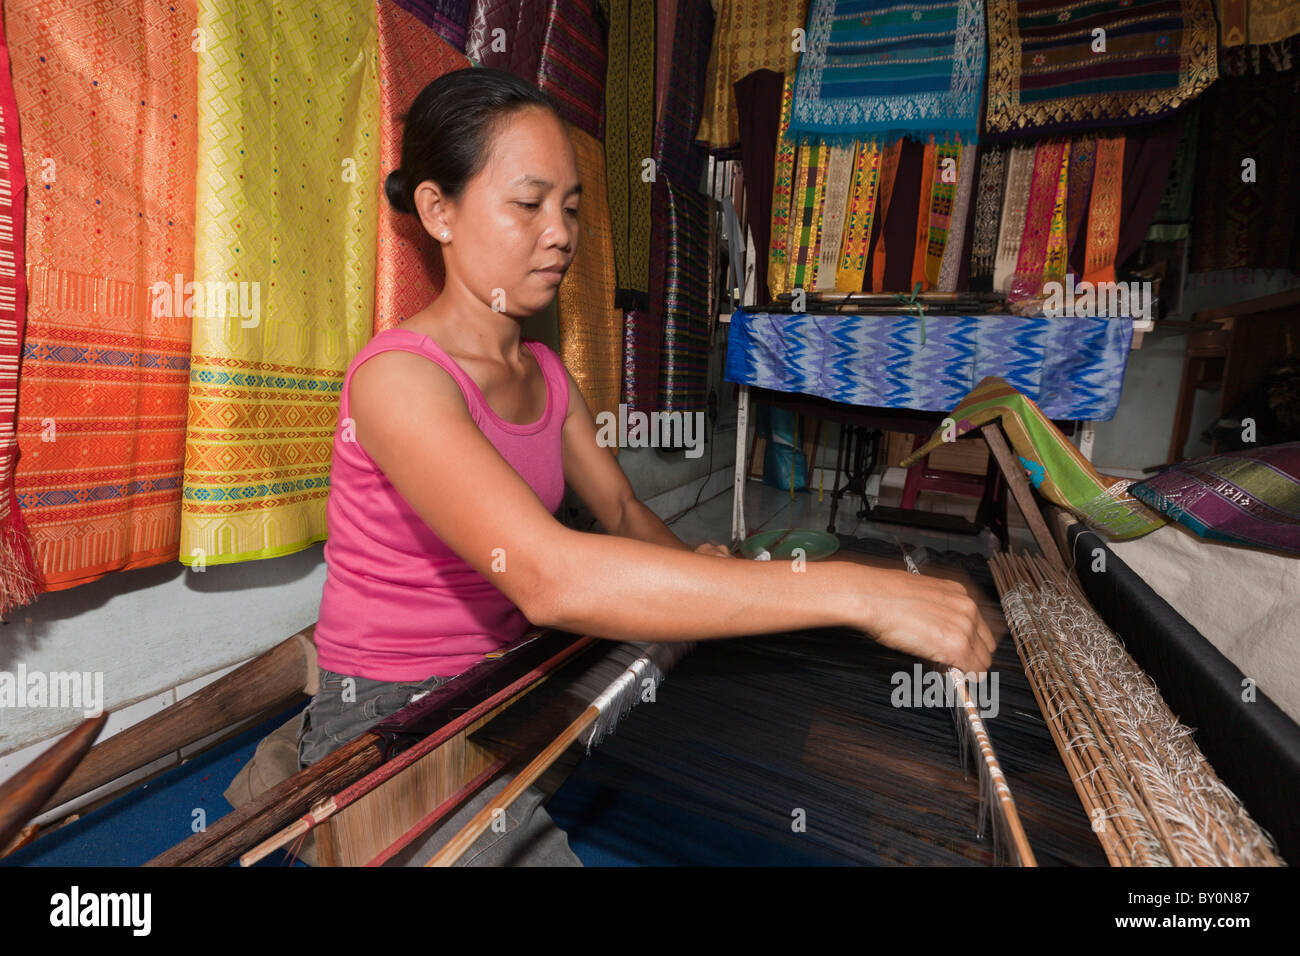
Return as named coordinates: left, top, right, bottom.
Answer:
left=1130, top=442, right=1300, bottom=554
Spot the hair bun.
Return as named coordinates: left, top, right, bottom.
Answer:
left=384, top=168, right=414, bottom=215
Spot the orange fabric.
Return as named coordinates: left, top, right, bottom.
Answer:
left=1083, top=135, right=1125, bottom=286
left=869, top=140, right=904, bottom=293
left=910, top=138, right=937, bottom=291
left=375, top=5, right=470, bottom=333
left=10, top=0, right=198, bottom=590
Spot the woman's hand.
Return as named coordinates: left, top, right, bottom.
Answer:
left=857, top=567, right=996, bottom=675
left=693, top=542, right=733, bottom=558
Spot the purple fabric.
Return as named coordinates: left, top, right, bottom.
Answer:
left=393, top=0, right=471, bottom=50
left=1131, top=443, right=1300, bottom=555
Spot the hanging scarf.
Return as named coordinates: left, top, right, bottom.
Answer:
left=836, top=141, right=883, bottom=293
left=182, top=0, right=380, bottom=566
left=984, top=0, right=1219, bottom=137
left=969, top=146, right=1007, bottom=278
left=375, top=4, right=470, bottom=334
left=603, top=0, right=656, bottom=310
left=925, top=140, right=963, bottom=288
left=938, top=142, right=978, bottom=292
left=11, top=0, right=198, bottom=591
left=657, top=181, right=711, bottom=413
left=1065, top=136, right=1097, bottom=278
left=790, top=141, right=831, bottom=292
left=790, top=0, right=987, bottom=144
left=992, top=144, right=1036, bottom=292
left=736, top=70, right=785, bottom=299
left=1041, top=143, right=1073, bottom=291
left=1010, top=141, right=1069, bottom=302
left=1083, top=136, right=1125, bottom=286
left=868, top=140, right=905, bottom=292
left=767, top=74, right=799, bottom=298
left=815, top=145, right=857, bottom=291
left=910, top=139, right=938, bottom=291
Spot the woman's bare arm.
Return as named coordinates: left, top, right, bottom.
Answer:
left=350, top=350, right=995, bottom=673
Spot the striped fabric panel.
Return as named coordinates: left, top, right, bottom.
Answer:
left=985, top=0, right=1218, bottom=135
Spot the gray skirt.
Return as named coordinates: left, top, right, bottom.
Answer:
left=297, top=666, right=582, bottom=867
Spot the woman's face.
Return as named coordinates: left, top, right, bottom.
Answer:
left=432, top=106, right=581, bottom=319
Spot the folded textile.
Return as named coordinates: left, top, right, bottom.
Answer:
left=984, top=0, right=1218, bottom=138
left=790, top=0, right=986, bottom=143
left=902, top=377, right=1165, bottom=539
left=1131, top=442, right=1300, bottom=555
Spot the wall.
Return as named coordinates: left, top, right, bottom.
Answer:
left=1091, top=270, right=1299, bottom=474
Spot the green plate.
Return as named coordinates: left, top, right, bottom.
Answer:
left=739, top=529, right=840, bottom=562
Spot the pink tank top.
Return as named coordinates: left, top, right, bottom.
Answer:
left=314, top=327, right=569, bottom=681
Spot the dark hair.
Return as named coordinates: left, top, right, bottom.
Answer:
left=384, top=68, right=561, bottom=216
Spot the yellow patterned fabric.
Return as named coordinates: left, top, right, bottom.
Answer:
left=835, top=141, right=883, bottom=293
left=766, top=73, right=799, bottom=298
left=697, top=0, right=808, bottom=149
left=1042, top=143, right=1072, bottom=289
left=1247, top=0, right=1300, bottom=42
left=181, top=0, right=381, bottom=566
left=557, top=123, right=623, bottom=427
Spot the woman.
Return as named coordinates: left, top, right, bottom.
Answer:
left=298, top=68, right=995, bottom=866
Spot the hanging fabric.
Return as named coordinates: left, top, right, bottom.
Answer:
left=735, top=70, right=785, bottom=298
left=789, top=142, right=831, bottom=292
left=558, top=124, right=624, bottom=422
left=602, top=0, right=655, bottom=310
left=181, top=0, right=381, bottom=566
left=789, top=0, right=987, bottom=144
left=1082, top=136, right=1125, bottom=286
left=1064, top=137, right=1097, bottom=278
left=835, top=141, right=884, bottom=293
left=969, top=145, right=1007, bottom=281
left=984, top=0, right=1218, bottom=138
left=867, top=140, right=905, bottom=292
left=697, top=0, right=808, bottom=149
left=767, top=74, right=800, bottom=298
left=0, top=11, right=39, bottom=614
left=924, top=140, right=963, bottom=289
left=938, top=142, right=978, bottom=292
left=814, top=146, right=856, bottom=291
left=393, top=0, right=471, bottom=52
left=909, top=138, right=938, bottom=291
left=1009, top=142, right=1068, bottom=302
left=375, top=3, right=471, bottom=334
left=10, top=0, right=198, bottom=591
left=992, top=144, right=1035, bottom=292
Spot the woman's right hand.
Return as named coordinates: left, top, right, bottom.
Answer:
left=856, top=567, right=996, bottom=675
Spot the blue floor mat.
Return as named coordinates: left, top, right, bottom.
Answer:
left=3, top=704, right=307, bottom=867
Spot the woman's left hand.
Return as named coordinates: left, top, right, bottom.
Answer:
left=693, top=542, right=733, bottom=558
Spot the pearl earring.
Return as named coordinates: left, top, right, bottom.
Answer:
left=441, top=230, right=449, bottom=239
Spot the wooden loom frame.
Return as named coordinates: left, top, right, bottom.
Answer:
left=5, top=420, right=1117, bottom=867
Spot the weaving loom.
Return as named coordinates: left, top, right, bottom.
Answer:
left=4, top=521, right=1285, bottom=866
